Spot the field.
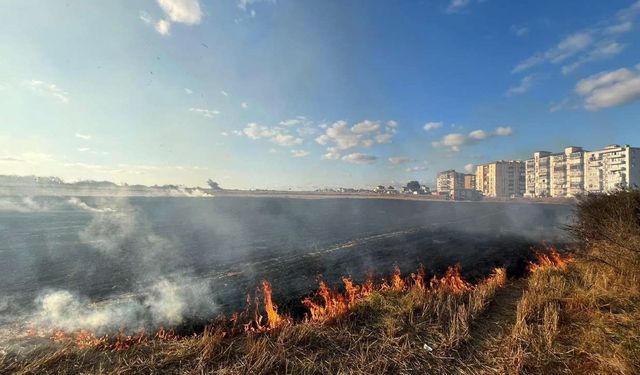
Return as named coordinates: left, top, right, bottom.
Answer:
left=1, top=191, right=639, bottom=374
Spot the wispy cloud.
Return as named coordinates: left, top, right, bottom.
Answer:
left=25, top=80, right=69, bottom=103
left=189, top=107, right=220, bottom=118
left=315, top=120, right=397, bottom=150
left=142, top=0, right=203, bottom=36
left=432, top=126, right=513, bottom=152
left=446, top=0, right=471, bottom=14
left=510, top=25, right=529, bottom=37
left=406, top=165, right=428, bottom=172
left=241, top=102, right=249, bottom=109
left=561, top=42, right=625, bottom=75
left=237, top=0, right=275, bottom=14
left=464, top=163, right=475, bottom=173
left=341, top=153, right=377, bottom=165
left=423, top=121, right=443, bottom=131
left=290, top=149, right=309, bottom=158
left=513, top=1, right=640, bottom=74
left=242, top=123, right=303, bottom=147
left=575, top=64, right=640, bottom=111
left=506, top=75, right=536, bottom=96
left=388, top=156, right=414, bottom=165
left=75, top=133, right=92, bottom=140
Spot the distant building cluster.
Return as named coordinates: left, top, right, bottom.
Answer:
left=436, top=144, right=640, bottom=200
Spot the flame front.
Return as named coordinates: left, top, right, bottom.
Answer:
left=528, top=246, right=573, bottom=272
left=261, top=280, right=282, bottom=329
left=429, top=264, right=473, bottom=294
left=33, top=263, right=506, bottom=349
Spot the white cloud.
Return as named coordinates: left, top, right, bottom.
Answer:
left=143, top=0, right=202, bottom=36
left=469, top=129, right=489, bottom=140
left=341, top=153, right=377, bottom=165
left=242, top=123, right=272, bottom=139
left=513, top=32, right=592, bottom=73
left=464, top=163, right=475, bottom=173
left=606, top=21, right=633, bottom=34
left=315, top=120, right=397, bottom=150
left=184, top=88, right=193, bottom=94
left=549, top=98, right=573, bottom=113
left=322, top=147, right=341, bottom=160
left=510, top=25, right=529, bottom=37
left=506, top=75, right=536, bottom=96
left=388, top=156, right=413, bottom=165
left=75, top=133, right=92, bottom=140
left=189, top=107, right=220, bottom=118
left=220, top=90, right=229, bottom=96
left=241, top=102, right=248, bottom=109
left=279, top=116, right=316, bottom=137
left=406, top=165, right=428, bottom=172
left=157, top=0, right=202, bottom=24
left=280, top=116, right=309, bottom=127
left=220, top=131, right=229, bottom=136
left=575, top=65, right=640, bottom=111
left=139, top=11, right=153, bottom=24
left=351, top=120, right=380, bottom=134
left=155, top=19, right=171, bottom=35
left=241, top=123, right=302, bottom=147
left=375, top=133, right=393, bottom=144
left=77, top=148, right=90, bottom=152
left=271, top=133, right=303, bottom=146
left=562, top=42, right=625, bottom=75
left=291, top=149, right=309, bottom=158
left=495, top=126, right=513, bottom=136
left=446, top=0, right=471, bottom=14
left=25, top=80, right=69, bottom=103
left=423, top=121, right=443, bottom=131
left=432, top=127, right=513, bottom=152
left=513, top=2, right=640, bottom=74
left=238, top=0, right=275, bottom=12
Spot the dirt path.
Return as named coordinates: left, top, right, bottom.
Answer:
left=457, top=278, right=528, bottom=374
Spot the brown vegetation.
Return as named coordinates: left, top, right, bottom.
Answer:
left=1, top=191, right=639, bottom=374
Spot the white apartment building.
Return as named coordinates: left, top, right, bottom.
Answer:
left=475, top=160, right=525, bottom=198
left=585, top=145, right=640, bottom=193
left=525, top=144, right=639, bottom=197
left=436, top=170, right=465, bottom=193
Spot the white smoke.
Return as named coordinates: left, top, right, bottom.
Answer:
left=0, top=197, right=51, bottom=212
left=167, top=187, right=214, bottom=197
left=78, top=211, right=138, bottom=255
left=33, top=275, right=217, bottom=335
left=67, top=197, right=116, bottom=213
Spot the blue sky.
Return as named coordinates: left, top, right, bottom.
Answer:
left=1, top=0, right=640, bottom=189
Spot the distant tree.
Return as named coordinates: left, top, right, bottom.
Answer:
left=207, top=179, right=222, bottom=190
left=406, top=180, right=421, bottom=192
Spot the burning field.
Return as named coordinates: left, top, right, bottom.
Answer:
left=1, top=194, right=638, bottom=374
left=1, top=246, right=582, bottom=374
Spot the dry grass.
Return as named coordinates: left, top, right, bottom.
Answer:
left=2, top=191, right=640, bottom=374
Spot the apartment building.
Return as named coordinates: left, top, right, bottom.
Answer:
left=475, top=160, right=525, bottom=198
left=525, top=144, right=638, bottom=197
left=436, top=170, right=465, bottom=193
left=585, top=145, right=640, bottom=193
left=463, top=174, right=476, bottom=190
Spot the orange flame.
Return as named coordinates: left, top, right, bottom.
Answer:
left=528, top=246, right=573, bottom=272
left=262, top=280, right=282, bottom=329
left=429, top=264, right=473, bottom=294
left=244, top=280, right=288, bottom=333
left=36, top=264, right=494, bottom=349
